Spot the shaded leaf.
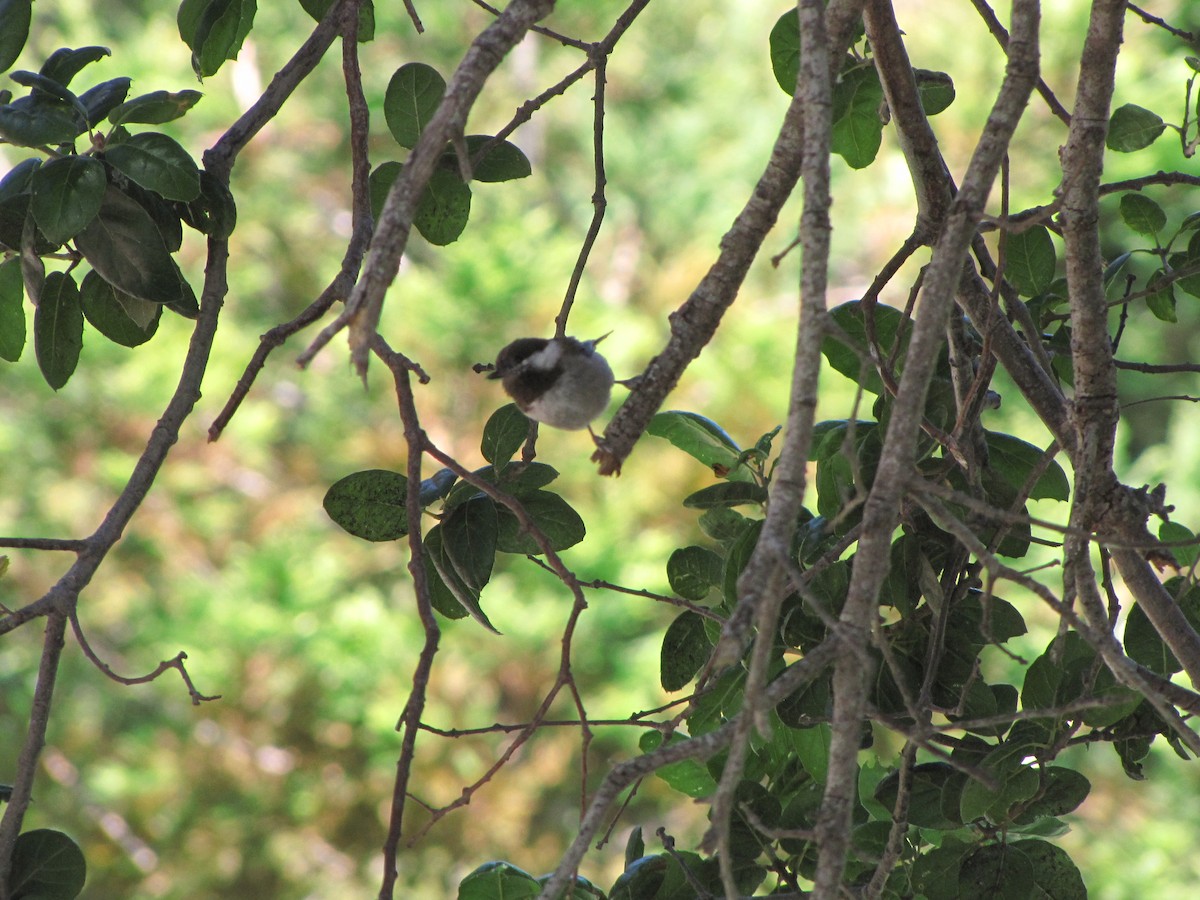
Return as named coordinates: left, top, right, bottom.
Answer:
left=915, top=68, right=955, bottom=115
left=29, top=155, right=106, bottom=243
left=1119, top=192, right=1166, bottom=236
left=442, top=495, right=497, bottom=592
left=495, top=490, right=585, bottom=554
left=34, top=271, right=82, bottom=390
left=177, top=170, right=236, bottom=239
left=1145, top=269, right=1176, bottom=322
left=660, top=610, right=710, bottom=691
left=0, top=255, right=25, bottom=361
left=0, top=95, right=85, bottom=146
left=463, top=134, right=532, bottom=182
left=822, top=300, right=910, bottom=394
left=322, top=469, right=408, bottom=541
left=105, top=132, right=201, bottom=202
left=682, top=481, right=769, bottom=509
left=180, top=0, right=257, bottom=79
left=79, top=269, right=161, bottom=347
left=9, top=829, right=87, bottom=900
left=667, top=546, right=723, bottom=600
left=74, top=185, right=187, bottom=304
left=298, top=0, right=374, bottom=41
left=39, top=45, right=110, bottom=89
left=421, top=525, right=469, bottom=622
left=984, top=432, right=1069, bottom=501
left=0, top=0, right=33, bottom=74
left=77, top=77, right=131, bottom=126
left=384, top=62, right=445, bottom=148
left=1009, top=839, right=1086, bottom=899
left=368, top=160, right=402, bottom=221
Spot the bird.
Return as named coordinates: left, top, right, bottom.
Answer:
left=488, top=334, right=614, bottom=431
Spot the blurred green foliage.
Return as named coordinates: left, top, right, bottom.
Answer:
left=2, top=0, right=1200, bottom=897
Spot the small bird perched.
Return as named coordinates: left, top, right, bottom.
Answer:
left=488, top=335, right=614, bottom=431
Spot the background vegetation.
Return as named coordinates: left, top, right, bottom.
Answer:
left=2, top=0, right=1200, bottom=897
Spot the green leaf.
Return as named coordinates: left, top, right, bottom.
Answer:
left=639, top=732, right=718, bottom=798
left=682, top=481, right=769, bottom=509
left=698, top=506, right=751, bottom=544
left=34, top=271, right=83, bottom=390
left=322, top=469, right=408, bottom=541
left=0, top=255, right=25, bottom=361
left=495, top=490, right=585, bottom=554
left=442, top=495, right=497, bottom=592
left=915, top=68, right=955, bottom=115
left=832, top=65, right=884, bottom=169
left=1106, top=103, right=1165, bottom=152
left=1124, top=583, right=1200, bottom=675
left=9, top=829, right=87, bottom=900
left=1158, top=520, right=1198, bottom=569
left=958, top=842, right=1034, bottom=900
left=0, top=0, right=33, bottom=75
left=421, top=525, right=469, bottom=622
left=984, top=432, right=1069, bottom=501
left=1004, top=225, right=1056, bottom=297
left=660, top=610, right=710, bottom=691
left=368, top=160, right=402, bottom=221
left=178, top=170, right=237, bottom=239
left=722, top=518, right=763, bottom=607
left=104, top=132, right=201, bottom=202
left=74, top=185, right=188, bottom=304
left=0, top=95, right=85, bottom=146
left=822, top=300, right=910, bottom=394
left=29, top=155, right=106, bottom=243
left=10, top=69, right=81, bottom=107
left=1016, top=767, right=1090, bottom=820
left=180, top=0, right=257, bottom=79
left=1146, top=269, right=1177, bottom=322
left=384, top=62, right=445, bottom=148
left=769, top=9, right=799, bottom=94
left=39, top=45, right=111, bottom=88
left=79, top=269, right=161, bottom=347
left=298, top=0, right=375, bottom=41
left=1008, top=839, right=1087, bottom=900
left=463, top=135, right=531, bottom=183
left=108, top=89, right=203, bottom=125
left=648, top=410, right=752, bottom=480
left=414, top=169, right=471, bottom=245
left=481, top=403, right=528, bottom=468
left=1119, top=192, right=1167, bottom=236
left=457, top=861, right=541, bottom=900
left=77, top=77, right=131, bottom=126
left=667, top=546, right=723, bottom=601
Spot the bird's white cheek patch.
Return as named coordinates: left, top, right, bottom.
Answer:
left=525, top=341, right=563, bottom=371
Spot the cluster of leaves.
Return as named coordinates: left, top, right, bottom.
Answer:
left=370, top=62, right=532, bottom=246
left=0, top=4, right=229, bottom=389
left=768, top=9, right=955, bottom=169
left=324, top=405, right=586, bottom=633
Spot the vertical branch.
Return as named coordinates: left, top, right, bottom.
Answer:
left=812, top=2, right=1042, bottom=894
left=706, top=0, right=837, bottom=895
left=0, top=614, right=67, bottom=895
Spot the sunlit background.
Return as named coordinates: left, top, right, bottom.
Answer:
left=3, top=0, right=1200, bottom=896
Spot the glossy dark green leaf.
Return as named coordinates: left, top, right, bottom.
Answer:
left=79, top=269, right=161, bottom=347
left=322, top=469, right=408, bottom=541
left=495, top=490, right=584, bottom=554
left=77, top=77, right=131, bottom=126
left=0, top=0, right=32, bottom=74
left=648, top=410, right=754, bottom=480
left=1119, top=192, right=1166, bottom=236
left=832, top=65, right=884, bottom=169
left=105, top=132, right=201, bottom=202
left=667, top=546, right=723, bottom=600
left=9, top=828, right=87, bottom=900
left=74, top=185, right=187, bottom=304
left=0, top=95, right=85, bottom=146
left=911, top=841, right=973, bottom=900
left=1016, top=767, right=1090, bottom=820
left=462, top=135, right=532, bottom=183
left=722, top=518, right=763, bottom=607
left=1004, top=225, right=1056, bottom=297
left=958, top=842, right=1034, bottom=900
left=298, top=0, right=375, bottom=41
left=384, top=62, right=445, bottom=148
left=875, top=763, right=958, bottom=829
left=660, top=610, right=710, bottom=691
left=1010, top=839, right=1086, bottom=899
left=29, top=155, right=106, bottom=243
left=481, top=403, right=528, bottom=468
left=915, top=68, right=955, bottom=115
left=39, top=45, right=111, bottom=88
left=9, top=70, right=81, bottom=107
left=457, top=861, right=540, bottom=900
left=442, top=495, right=497, bottom=592
left=983, top=432, right=1069, bottom=501
left=1107, top=103, right=1165, bottom=152
left=108, top=89, right=203, bottom=125
left=34, top=271, right=82, bottom=390
left=0, top=256, right=24, bottom=361
left=682, top=481, right=768, bottom=509
left=414, top=169, right=471, bottom=245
